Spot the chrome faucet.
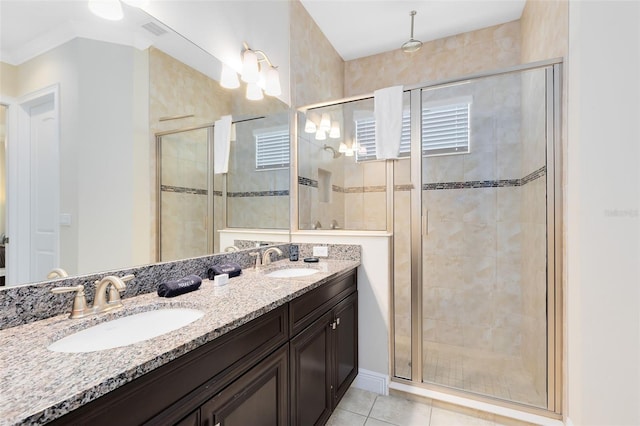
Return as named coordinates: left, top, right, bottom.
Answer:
left=51, top=274, right=135, bottom=319
left=262, top=247, right=283, bottom=266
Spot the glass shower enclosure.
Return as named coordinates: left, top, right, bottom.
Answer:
left=156, top=125, right=219, bottom=261
left=297, top=60, right=562, bottom=416
left=393, top=62, right=562, bottom=415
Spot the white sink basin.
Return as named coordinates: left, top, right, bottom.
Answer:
left=48, top=308, right=204, bottom=353
left=265, top=268, right=319, bottom=278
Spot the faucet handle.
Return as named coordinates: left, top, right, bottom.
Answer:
left=51, top=285, right=89, bottom=319
left=249, top=252, right=261, bottom=269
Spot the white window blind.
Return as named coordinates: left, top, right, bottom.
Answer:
left=254, top=127, right=290, bottom=170
left=422, top=102, right=470, bottom=155
left=354, top=100, right=470, bottom=161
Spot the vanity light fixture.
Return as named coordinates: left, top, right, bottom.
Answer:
left=220, top=64, right=240, bottom=89
left=220, top=42, right=282, bottom=100
left=304, top=119, right=317, bottom=134
left=329, top=123, right=341, bottom=139
left=246, top=82, right=264, bottom=101
left=338, top=142, right=348, bottom=153
left=319, top=113, right=331, bottom=132
left=315, top=129, right=327, bottom=141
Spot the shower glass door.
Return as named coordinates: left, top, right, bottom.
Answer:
left=391, top=63, right=561, bottom=413
left=157, top=126, right=214, bottom=262
left=419, top=68, right=550, bottom=407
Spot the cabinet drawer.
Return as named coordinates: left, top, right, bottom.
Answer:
left=52, top=305, right=289, bottom=426
left=289, top=269, right=356, bottom=336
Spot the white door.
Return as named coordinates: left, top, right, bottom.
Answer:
left=28, top=98, right=59, bottom=281
left=7, top=87, right=60, bottom=285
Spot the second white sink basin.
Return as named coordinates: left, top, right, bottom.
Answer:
left=265, top=268, right=319, bottom=278
left=48, top=308, right=204, bottom=353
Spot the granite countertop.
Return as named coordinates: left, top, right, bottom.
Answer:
left=0, top=259, right=359, bottom=426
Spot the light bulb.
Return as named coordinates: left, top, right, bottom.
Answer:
left=319, top=113, right=331, bottom=132
left=304, top=119, right=317, bottom=134
left=220, top=64, right=240, bottom=89
left=329, top=123, right=341, bottom=139
left=315, top=130, right=327, bottom=141
left=241, top=50, right=259, bottom=83
left=246, top=82, right=263, bottom=101
left=88, top=0, right=123, bottom=20
left=264, top=67, right=281, bottom=97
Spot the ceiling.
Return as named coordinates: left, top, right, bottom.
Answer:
left=0, top=0, right=223, bottom=82
left=300, top=0, right=527, bottom=61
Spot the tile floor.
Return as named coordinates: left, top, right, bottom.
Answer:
left=327, top=387, right=522, bottom=426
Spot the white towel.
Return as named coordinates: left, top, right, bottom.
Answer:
left=374, top=85, right=404, bottom=160
left=214, top=115, right=232, bottom=174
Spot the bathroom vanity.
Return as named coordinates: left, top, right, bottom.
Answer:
left=0, top=260, right=358, bottom=426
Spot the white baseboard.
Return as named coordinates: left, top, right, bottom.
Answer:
left=352, top=368, right=389, bottom=395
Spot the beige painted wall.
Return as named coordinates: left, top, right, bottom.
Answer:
left=0, top=62, right=18, bottom=98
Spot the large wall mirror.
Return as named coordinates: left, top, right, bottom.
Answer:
left=0, top=0, right=290, bottom=287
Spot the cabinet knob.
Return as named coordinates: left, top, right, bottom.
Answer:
left=331, top=321, right=337, bottom=330
left=336, top=317, right=340, bottom=326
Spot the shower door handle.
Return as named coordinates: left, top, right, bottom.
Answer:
left=421, top=212, right=428, bottom=235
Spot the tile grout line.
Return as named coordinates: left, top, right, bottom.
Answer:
left=365, top=394, right=379, bottom=421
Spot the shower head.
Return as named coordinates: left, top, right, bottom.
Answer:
left=323, top=145, right=342, bottom=159
left=401, top=10, right=423, bottom=53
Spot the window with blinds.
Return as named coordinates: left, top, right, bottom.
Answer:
left=354, top=98, right=471, bottom=161
left=254, top=127, right=290, bottom=170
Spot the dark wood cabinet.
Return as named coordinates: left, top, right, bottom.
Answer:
left=290, top=310, right=333, bottom=426
left=49, top=268, right=357, bottom=426
left=290, top=271, right=358, bottom=426
left=332, top=292, right=358, bottom=406
left=201, top=344, right=289, bottom=426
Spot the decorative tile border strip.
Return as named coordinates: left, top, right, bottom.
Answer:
left=422, top=166, right=546, bottom=191
left=341, top=185, right=387, bottom=193
left=227, top=190, right=289, bottom=198
left=298, top=176, right=318, bottom=188
left=161, top=185, right=207, bottom=195
left=212, top=190, right=223, bottom=197
left=520, top=166, right=547, bottom=185
left=394, top=184, right=415, bottom=191
left=298, top=166, right=545, bottom=194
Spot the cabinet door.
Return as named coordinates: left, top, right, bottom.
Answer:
left=175, top=410, right=199, bottom=426
left=201, top=344, right=288, bottom=426
left=290, top=310, right=333, bottom=426
left=332, top=291, right=358, bottom=407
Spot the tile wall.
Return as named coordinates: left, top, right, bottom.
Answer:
left=149, top=47, right=231, bottom=258
left=227, top=112, right=290, bottom=230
